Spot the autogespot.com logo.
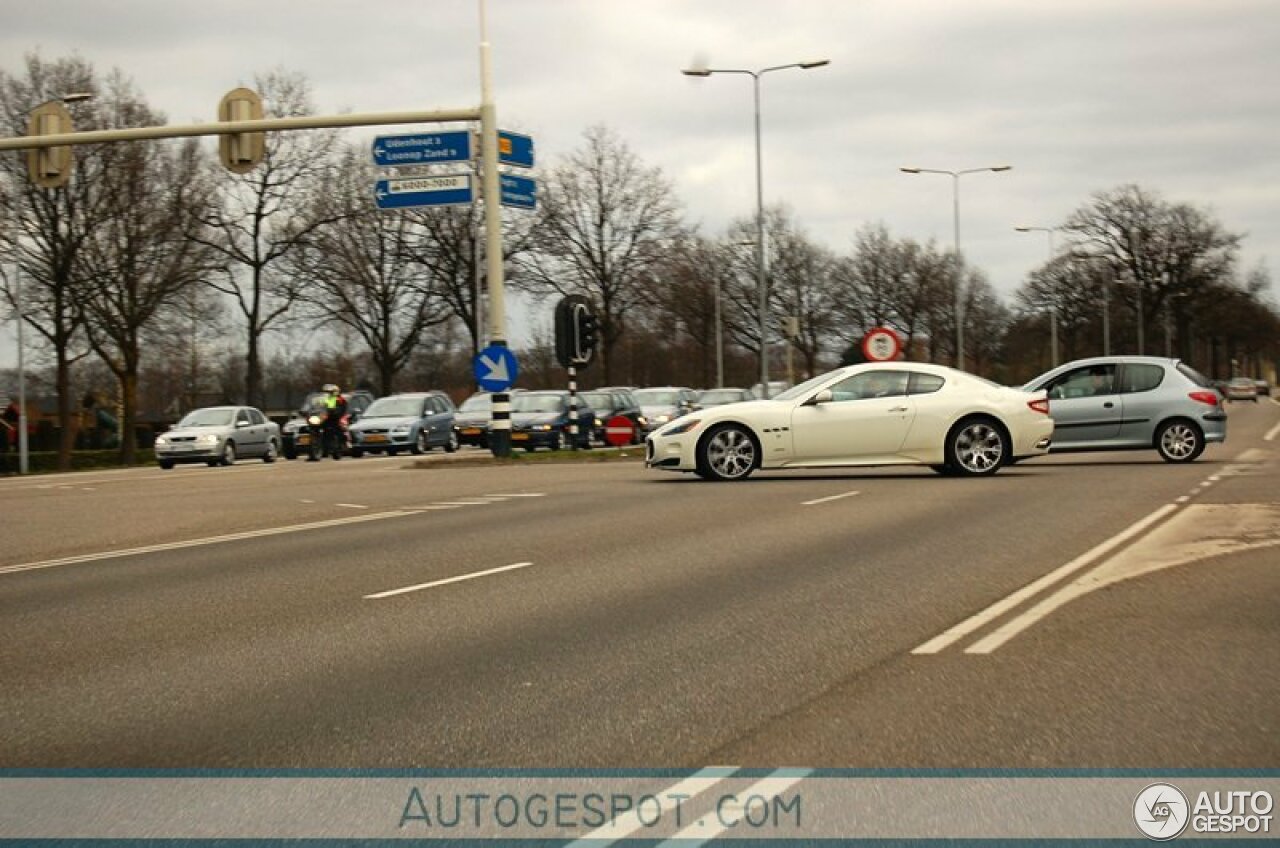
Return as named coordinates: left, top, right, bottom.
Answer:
left=1135, top=783, right=1190, bottom=840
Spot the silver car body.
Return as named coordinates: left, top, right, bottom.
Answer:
left=1022, top=356, right=1227, bottom=460
left=154, top=406, right=280, bottom=467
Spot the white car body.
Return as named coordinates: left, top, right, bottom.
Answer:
left=645, top=362, right=1053, bottom=480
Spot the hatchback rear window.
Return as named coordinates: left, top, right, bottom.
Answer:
left=1176, top=363, right=1213, bottom=388
left=1119, top=364, right=1165, bottom=393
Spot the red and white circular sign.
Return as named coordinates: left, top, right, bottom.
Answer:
left=604, top=414, right=637, bottom=447
left=861, top=327, right=903, bottom=362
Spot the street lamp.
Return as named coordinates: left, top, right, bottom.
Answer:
left=12, top=91, right=94, bottom=475
left=1015, top=225, right=1059, bottom=366
left=684, top=59, right=829, bottom=398
left=900, top=165, right=1011, bottom=369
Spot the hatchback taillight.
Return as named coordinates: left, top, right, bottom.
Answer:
left=1028, top=398, right=1051, bottom=415
left=1189, top=391, right=1220, bottom=407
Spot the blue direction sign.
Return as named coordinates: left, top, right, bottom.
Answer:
left=474, top=345, right=519, bottom=392
left=372, top=131, right=471, bottom=167
left=498, top=130, right=535, bottom=168
left=499, top=174, right=537, bottom=210
left=374, top=175, right=473, bottom=210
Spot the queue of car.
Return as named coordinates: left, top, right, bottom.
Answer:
left=150, top=355, right=1261, bottom=479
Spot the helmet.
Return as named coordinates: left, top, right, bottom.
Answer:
left=323, top=383, right=339, bottom=393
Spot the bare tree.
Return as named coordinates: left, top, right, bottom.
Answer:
left=285, top=147, right=454, bottom=395
left=194, top=70, right=343, bottom=408
left=0, top=54, right=107, bottom=468
left=75, top=75, right=218, bottom=464
left=515, top=125, right=684, bottom=383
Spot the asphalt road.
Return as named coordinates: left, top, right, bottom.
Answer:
left=1, top=400, right=1277, bottom=768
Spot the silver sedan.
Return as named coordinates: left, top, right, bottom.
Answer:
left=153, top=406, right=281, bottom=469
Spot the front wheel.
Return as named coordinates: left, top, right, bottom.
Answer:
left=411, top=430, right=429, bottom=455
left=945, top=418, right=1006, bottom=476
left=219, top=441, right=237, bottom=467
left=696, top=424, right=757, bottom=481
left=444, top=430, right=459, bottom=453
left=1155, top=419, right=1204, bottom=463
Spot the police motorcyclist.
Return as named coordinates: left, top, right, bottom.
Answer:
left=308, top=383, right=348, bottom=461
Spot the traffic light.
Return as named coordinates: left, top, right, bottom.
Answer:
left=217, top=87, right=265, bottom=173
left=553, top=294, right=597, bottom=368
left=27, top=101, right=74, bottom=188
left=576, top=311, right=599, bottom=363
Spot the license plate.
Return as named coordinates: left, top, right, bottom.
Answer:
left=511, top=432, right=529, bottom=441
left=297, top=434, right=311, bottom=446
left=365, top=434, right=387, bottom=443
left=462, top=427, right=481, bottom=436
left=169, top=445, right=193, bottom=452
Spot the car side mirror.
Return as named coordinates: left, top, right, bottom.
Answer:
left=807, top=389, right=833, bottom=405
left=236, top=420, right=250, bottom=428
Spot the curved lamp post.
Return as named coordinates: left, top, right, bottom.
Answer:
left=900, top=165, right=1011, bottom=369
left=1015, top=225, right=1060, bottom=366
left=684, top=60, right=829, bottom=397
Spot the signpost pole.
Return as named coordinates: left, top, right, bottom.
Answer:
left=567, top=365, right=578, bottom=452
left=478, top=0, right=510, bottom=458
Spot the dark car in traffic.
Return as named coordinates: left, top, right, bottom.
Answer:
left=510, top=390, right=596, bottom=451
left=579, top=388, right=648, bottom=445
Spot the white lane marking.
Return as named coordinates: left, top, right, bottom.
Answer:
left=657, top=769, right=810, bottom=845
left=335, top=503, right=368, bottom=509
left=967, top=504, right=1280, bottom=653
left=912, top=504, right=1179, bottom=654
left=801, top=490, right=860, bottom=506
left=299, top=499, right=317, bottom=504
left=432, top=500, right=494, bottom=506
left=486, top=492, right=547, bottom=498
left=568, top=767, right=738, bottom=846
left=1266, top=421, right=1280, bottom=442
left=0, top=510, right=422, bottom=577
left=364, top=561, right=533, bottom=599
left=402, top=504, right=464, bottom=510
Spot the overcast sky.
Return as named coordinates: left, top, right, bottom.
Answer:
left=3, top=0, right=1278, bottom=355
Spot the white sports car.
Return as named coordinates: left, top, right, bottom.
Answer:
left=645, top=362, right=1053, bottom=480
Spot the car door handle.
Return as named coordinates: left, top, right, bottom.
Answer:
left=1103, top=402, right=1115, bottom=409
left=888, top=406, right=909, bottom=413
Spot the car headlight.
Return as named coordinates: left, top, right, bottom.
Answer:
left=154, top=435, right=168, bottom=446
left=655, top=414, right=672, bottom=424
left=307, top=414, right=322, bottom=426
left=533, top=424, right=552, bottom=431
left=661, top=418, right=702, bottom=436
left=197, top=434, right=219, bottom=445
left=390, top=426, right=411, bottom=435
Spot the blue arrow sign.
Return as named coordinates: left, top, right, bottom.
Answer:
left=372, top=131, right=472, bottom=167
left=374, top=175, right=473, bottom=210
left=474, top=345, right=519, bottom=392
left=498, top=130, right=535, bottom=168
left=499, top=174, right=537, bottom=210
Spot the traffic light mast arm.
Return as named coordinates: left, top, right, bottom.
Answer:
left=0, top=107, right=484, bottom=153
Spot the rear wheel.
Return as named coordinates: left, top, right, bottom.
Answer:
left=944, top=417, right=1006, bottom=476
left=262, top=438, right=278, bottom=463
left=158, top=460, right=174, bottom=470
left=1155, top=419, right=1204, bottom=463
left=695, top=424, right=757, bottom=481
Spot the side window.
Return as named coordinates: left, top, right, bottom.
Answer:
left=907, top=373, right=945, bottom=396
left=235, top=410, right=250, bottom=426
left=827, top=371, right=909, bottom=402
left=248, top=409, right=265, bottom=425
left=1047, top=364, right=1117, bottom=399
left=1119, top=364, right=1164, bottom=394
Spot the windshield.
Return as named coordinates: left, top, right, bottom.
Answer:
left=177, top=409, right=236, bottom=428
left=458, top=394, right=492, bottom=413
left=579, top=392, right=614, bottom=411
left=772, top=372, right=837, bottom=402
left=698, top=389, right=747, bottom=404
left=634, top=389, right=681, bottom=406
left=512, top=393, right=565, bottom=414
left=363, top=396, right=425, bottom=418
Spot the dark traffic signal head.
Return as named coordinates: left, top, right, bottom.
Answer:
left=554, top=294, right=597, bottom=369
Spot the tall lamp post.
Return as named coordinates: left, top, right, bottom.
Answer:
left=900, top=165, right=1011, bottom=369
left=1015, top=225, right=1059, bottom=366
left=684, top=59, right=829, bottom=398
left=12, top=91, right=95, bottom=475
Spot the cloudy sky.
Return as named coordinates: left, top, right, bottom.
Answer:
left=4, top=0, right=1278, bottom=352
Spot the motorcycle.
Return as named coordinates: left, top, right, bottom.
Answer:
left=305, top=406, right=348, bottom=461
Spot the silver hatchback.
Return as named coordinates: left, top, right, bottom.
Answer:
left=1022, top=356, right=1227, bottom=462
